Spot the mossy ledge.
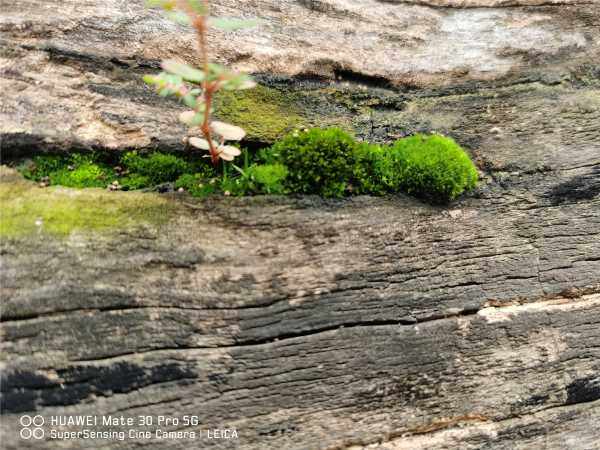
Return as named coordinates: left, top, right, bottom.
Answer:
left=0, top=167, right=173, bottom=239
left=14, top=129, right=480, bottom=202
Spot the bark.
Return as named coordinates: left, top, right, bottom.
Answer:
left=1, top=168, right=599, bottom=449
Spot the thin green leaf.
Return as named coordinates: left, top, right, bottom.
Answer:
left=187, top=0, right=208, bottom=15
left=221, top=74, right=256, bottom=91
left=146, top=0, right=175, bottom=10
left=164, top=11, right=191, bottom=25
left=209, top=17, right=258, bottom=31
left=232, top=164, right=246, bottom=176
left=207, top=63, right=227, bottom=79
left=143, top=74, right=158, bottom=85
left=162, top=60, right=205, bottom=83
left=182, top=94, right=197, bottom=109
left=179, top=111, right=204, bottom=127
left=165, top=73, right=184, bottom=86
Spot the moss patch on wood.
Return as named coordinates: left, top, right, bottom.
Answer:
left=13, top=127, right=480, bottom=201
left=0, top=167, right=172, bottom=238
left=213, top=85, right=307, bottom=143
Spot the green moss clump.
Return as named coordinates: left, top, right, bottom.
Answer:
left=22, top=154, right=114, bottom=188
left=121, top=151, right=189, bottom=185
left=175, top=173, right=218, bottom=197
left=218, top=177, right=247, bottom=196
left=16, top=130, right=478, bottom=204
left=50, top=163, right=107, bottom=188
left=262, top=128, right=477, bottom=201
left=214, top=85, right=305, bottom=143
left=377, top=134, right=479, bottom=202
left=21, top=155, right=65, bottom=180
left=241, top=164, right=288, bottom=195
left=119, top=174, right=151, bottom=190
left=22, top=152, right=192, bottom=190
left=0, top=168, right=171, bottom=238
left=352, top=142, right=387, bottom=195
left=174, top=163, right=288, bottom=197
left=267, top=128, right=358, bottom=197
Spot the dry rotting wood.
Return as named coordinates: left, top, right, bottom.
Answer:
left=1, top=166, right=599, bottom=449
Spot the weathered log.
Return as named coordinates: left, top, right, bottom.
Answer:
left=1, top=163, right=599, bottom=448
left=1, top=0, right=600, bottom=449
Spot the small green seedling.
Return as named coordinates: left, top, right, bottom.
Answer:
left=144, top=0, right=257, bottom=165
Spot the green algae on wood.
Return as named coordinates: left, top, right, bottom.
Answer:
left=0, top=168, right=172, bottom=238
left=213, top=84, right=367, bottom=144
left=214, top=85, right=306, bottom=143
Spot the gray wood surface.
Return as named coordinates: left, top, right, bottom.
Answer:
left=2, top=167, right=599, bottom=448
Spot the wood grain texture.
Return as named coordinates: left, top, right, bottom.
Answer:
left=1, top=165, right=599, bottom=448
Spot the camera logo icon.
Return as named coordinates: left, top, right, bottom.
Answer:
left=19, top=415, right=45, bottom=440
